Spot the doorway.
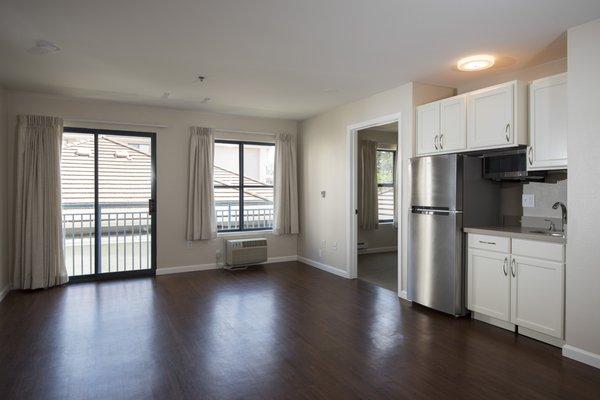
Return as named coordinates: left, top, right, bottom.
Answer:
left=355, top=122, right=399, bottom=292
left=61, top=127, right=157, bottom=281
left=348, top=114, right=402, bottom=295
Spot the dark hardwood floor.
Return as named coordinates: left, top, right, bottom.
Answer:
left=1, top=261, right=599, bottom=400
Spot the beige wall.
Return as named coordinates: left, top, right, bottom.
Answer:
left=565, top=19, right=600, bottom=359
left=0, top=86, right=8, bottom=294
left=357, top=129, right=398, bottom=250
left=456, top=57, right=566, bottom=94
left=298, top=82, right=454, bottom=295
left=4, top=91, right=298, bottom=272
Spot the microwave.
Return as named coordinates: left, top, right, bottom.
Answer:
left=482, top=147, right=546, bottom=181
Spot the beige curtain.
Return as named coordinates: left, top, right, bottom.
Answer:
left=12, top=115, right=68, bottom=289
left=359, top=140, right=379, bottom=230
left=273, top=133, right=299, bottom=235
left=186, top=127, right=217, bottom=240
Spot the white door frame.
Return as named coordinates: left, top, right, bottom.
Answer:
left=347, top=112, right=402, bottom=291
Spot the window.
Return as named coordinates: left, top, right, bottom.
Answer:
left=377, top=149, right=395, bottom=222
left=214, top=140, right=275, bottom=231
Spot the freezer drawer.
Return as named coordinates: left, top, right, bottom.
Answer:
left=408, top=209, right=465, bottom=316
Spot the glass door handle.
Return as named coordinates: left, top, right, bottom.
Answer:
left=149, top=199, right=156, bottom=214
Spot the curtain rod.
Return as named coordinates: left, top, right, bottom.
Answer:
left=65, top=118, right=168, bottom=129
left=214, top=128, right=276, bottom=137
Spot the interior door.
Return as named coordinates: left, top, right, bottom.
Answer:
left=416, top=102, right=440, bottom=155
left=408, top=209, right=463, bottom=315
left=468, top=83, right=514, bottom=149
left=467, top=249, right=510, bottom=321
left=510, top=255, right=564, bottom=338
left=439, top=95, right=466, bottom=153
left=61, top=128, right=156, bottom=281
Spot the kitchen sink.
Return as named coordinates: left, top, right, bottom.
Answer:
left=528, top=229, right=566, bottom=238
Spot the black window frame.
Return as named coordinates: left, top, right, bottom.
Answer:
left=214, top=139, right=275, bottom=232
left=376, top=149, right=396, bottom=223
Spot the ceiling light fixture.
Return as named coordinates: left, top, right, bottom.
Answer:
left=457, top=54, right=495, bottom=71
left=27, top=39, right=61, bottom=55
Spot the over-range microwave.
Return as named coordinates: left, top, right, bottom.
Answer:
left=481, top=147, right=546, bottom=181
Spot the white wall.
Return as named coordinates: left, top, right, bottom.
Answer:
left=4, top=91, right=298, bottom=273
left=456, top=58, right=567, bottom=94
left=565, top=18, right=600, bottom=362
left=298, top=82, right=454, bottom=295
left=0, top=86, right=8, bottom=297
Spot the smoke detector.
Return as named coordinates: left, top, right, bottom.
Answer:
left=27, top=40, right=61, bottom=55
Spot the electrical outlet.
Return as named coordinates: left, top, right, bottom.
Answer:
left=186, top=241, right=193, bottom=248
left=331, top=242, right=338, bottom=251
left=522, top=194, right=535, bottom=208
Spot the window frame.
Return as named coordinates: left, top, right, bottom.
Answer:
left=214, top=139, right=275, bottom=232
left=376, top=149, right=396, bottom=223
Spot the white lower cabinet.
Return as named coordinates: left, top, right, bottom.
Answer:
left=467, top=249, right=510, bottom=321
left=510, top=255, right=564, bottom=338
left=467, top=234, right=565, bottom=345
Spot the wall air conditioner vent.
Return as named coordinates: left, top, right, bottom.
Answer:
left=225, top=238, right=268, bottom=269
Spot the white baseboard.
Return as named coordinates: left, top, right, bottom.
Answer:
left=0, top=285, right=10, bottom=303
left=472, top=312, right=516, bottom=332
left=518, top=326, right=564, bottom=348
left=563, top=345, right=600, bottom=369
left=399, top=290, right=408, bottom=300
left=358, top=246, right=397, bottom=255
left=297, top=256, right=350, bottom=279
left=156, top=255, right=298, bottom=276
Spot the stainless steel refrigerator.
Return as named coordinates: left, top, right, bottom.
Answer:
left=408, top=154, right=500, bottom=316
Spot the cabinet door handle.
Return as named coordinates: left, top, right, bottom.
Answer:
left=503, top=257, right=508, bottom=276
left=511, top=258, right=516, bottom=278
left=439, top=134, right=444, bottom=150
left=478, top=240, right=496, bottom=245
left=505, top=123, right=511, bottom=142
left=528, top=147, right=533, bottom=165
left=434, top=135, right=439, bottom=150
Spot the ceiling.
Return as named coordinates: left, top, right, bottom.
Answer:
left=1, top=1, right=599, bottom=120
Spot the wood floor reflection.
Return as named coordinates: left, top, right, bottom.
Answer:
left=1, top=261, right=599, bottom=399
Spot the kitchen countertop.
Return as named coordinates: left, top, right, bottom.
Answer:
left=464, top=226, right=566, bottom=244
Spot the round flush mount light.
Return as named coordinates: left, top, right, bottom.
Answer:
left=27, top=39, right=61, bottom=55
left=457, top=54, right=495, bottom=71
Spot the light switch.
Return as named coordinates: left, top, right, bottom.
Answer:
left=522, top=194, right=535, bottom=208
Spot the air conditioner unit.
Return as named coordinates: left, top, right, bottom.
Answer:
left=225, top=238, right=268, bottom=269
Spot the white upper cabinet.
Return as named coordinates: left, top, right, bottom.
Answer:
left=416, top=102, right=440, bottom=155
left=415, top=80, right=527, bottom=157
left=439, top=95, right=467, bottom=153
left=467, top=81, right=527, bottom=150
left=528, top=73, right=567, bottom=170
left=416, top=95, right=466, bottom=156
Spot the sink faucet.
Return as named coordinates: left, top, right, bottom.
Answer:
left=552, top=202, right=567, bottom=231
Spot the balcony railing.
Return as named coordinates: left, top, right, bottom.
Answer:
left=216, top=202, right=274, bottom=231
left=62, top=203, right=151, bottom=276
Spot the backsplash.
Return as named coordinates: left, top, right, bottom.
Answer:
left=522, top=179, right=567, bottom=229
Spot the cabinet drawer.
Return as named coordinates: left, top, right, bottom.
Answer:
left=512, top=239, right=564, bottom=262
left=468, top=234, right=510, bottom=253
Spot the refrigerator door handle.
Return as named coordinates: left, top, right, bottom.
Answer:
left=411, top=207, right=463, bottom=216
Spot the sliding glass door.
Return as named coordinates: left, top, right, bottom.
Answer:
left=61, top=128, right=156, bottom=281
